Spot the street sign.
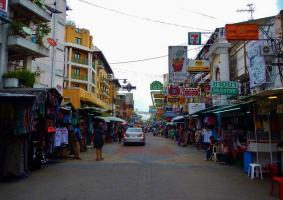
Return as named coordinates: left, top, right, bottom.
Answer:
left=211, top=81, right=238, bottom=95
left=188, top=32, right=201, bottom=45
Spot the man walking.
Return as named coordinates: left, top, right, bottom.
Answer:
left=92, top=122, right=105, bottom=161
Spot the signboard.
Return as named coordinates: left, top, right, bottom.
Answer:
left=211, top=81, right=239, bottom=95
left=183, top=88, right=200, bottom=98
left=247, top=40, right=266, bottom=88
left=168, top=86, right=181, bottom=96
left=188, top=60, right=210, bottom=72
left=150, top=81, right=163, bottom=90
left=188, top=103, right=205, bottom=114
left=155, top=104, right=163, bottom=108
left=154, top=99, right=163, bottom=104
left=153, top=93, right=164, bottom=99
left=0, top=0, right=8, bottom=15
left=225, top=24, right=259, bottom=40
left=169, top=46, right=188, bottom=83
left=188, top=32, right=201, bottom=45
left=149, top=106, right=156, bottom=113
left=167, top=96, right=180, bottom=105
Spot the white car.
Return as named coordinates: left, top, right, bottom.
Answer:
left=123, top=127, right=145, bottom=145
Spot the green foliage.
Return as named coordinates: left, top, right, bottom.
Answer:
left=36, top=23, right=51, bottom=44
left=10, top=20, right=27, bottom=37
left=33, top=0, right=44, bottom=8
left=2, top=70, right=36, bottom=88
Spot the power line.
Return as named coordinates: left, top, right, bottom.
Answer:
left=75, top=0, right=213, bottom=32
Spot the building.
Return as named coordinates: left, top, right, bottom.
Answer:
left=63, top=24, right=116, bottom=111
left=32, top=0, right=69, bottom=94
left=0, top=0, right=52, bottom=86
left=116, top=93, right=134, bottom=121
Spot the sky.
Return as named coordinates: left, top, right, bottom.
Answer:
left=67, top=0, right=282, bottom=112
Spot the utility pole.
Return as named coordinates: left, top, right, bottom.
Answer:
left=237, top=3, right=255, bottom=21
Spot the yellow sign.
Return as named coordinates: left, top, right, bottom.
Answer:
left=188, top=60, right=210, bottom=72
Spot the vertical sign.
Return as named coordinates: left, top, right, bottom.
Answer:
left=0, top=0, right=8, bottom=16
left=188, top=32, right=201, bottom=45
left=168, top=46, right=187, bottom=83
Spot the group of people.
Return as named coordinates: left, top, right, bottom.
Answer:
left=205, top=136, right=230, bottom=164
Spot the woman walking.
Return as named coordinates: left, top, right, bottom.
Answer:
left=92, top=122, right=105, bottom=161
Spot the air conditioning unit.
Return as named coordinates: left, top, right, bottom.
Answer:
left=260, top=45, right=273, bottom=56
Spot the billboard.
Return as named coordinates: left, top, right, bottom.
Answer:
left=169, top=46, right=188, bottom=83
left=225, top=24, right=259, bottom=40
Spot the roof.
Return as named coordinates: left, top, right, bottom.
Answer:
left=0, top=88, right=63, bottom=103
left=93, top=46, right=114, bottom=74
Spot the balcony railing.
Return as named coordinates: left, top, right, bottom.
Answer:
left=71, top=58, right=88, bottom=65
left=71, top=74, right=88, bottom=81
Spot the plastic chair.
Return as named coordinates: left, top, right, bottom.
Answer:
left=271, top=177, right=283, bottom=200
left=248, top=163, right=263, bottom=179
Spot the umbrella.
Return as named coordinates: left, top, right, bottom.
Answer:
left=104, top=116, right=126, bottom=123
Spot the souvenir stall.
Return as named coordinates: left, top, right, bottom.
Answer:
left=0, top=93, right=35, bottom=179
left=0, top=88, right=63, bottom=170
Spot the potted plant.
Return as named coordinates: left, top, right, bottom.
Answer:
left=36, top=23, right=51, bottom=45
left=2, top=70, right=36, bottom=88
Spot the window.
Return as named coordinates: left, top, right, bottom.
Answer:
left=75, top=37, right=82, bottom=45
left=74, top=68, right=80, bottom=76
left=75, top=28, right=81, bottom=33
left=74, top=52, right=80, bottom=60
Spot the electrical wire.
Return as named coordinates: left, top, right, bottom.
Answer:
left=74, top=0, right=213, bottom=32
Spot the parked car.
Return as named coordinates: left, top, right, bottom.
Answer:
left=123, top=127, right=145, bottom=145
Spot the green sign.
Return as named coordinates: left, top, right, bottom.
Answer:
left=188, top=32, right=201, bottom=45
left=211, top=81, right=238, bottom=95
left=155, top=99, right=163, bottom=104
left=150, top=81, right=163, bottom=90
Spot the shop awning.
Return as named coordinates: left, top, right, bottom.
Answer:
left=0, top=92, right=36, bottom=101
left=171, top=115, right=185, bottom=122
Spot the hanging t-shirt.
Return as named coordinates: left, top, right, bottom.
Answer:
left=54, top=128, right=62, bottom=147
left=61, top=127, right=68, bottom=144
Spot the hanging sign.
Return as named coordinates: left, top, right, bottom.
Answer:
left=183, top=88, right=200, bottom=98
left=188, top=32, right=201, bottom=45
left=153, top=93, right=164, bottom=99
left=225, top=24, right=259, bottom=40
left=149, top=106, right=156, bottom=113
left=169, top=46, right=188, bottom=83
left=211, top=81, right=239, bottom=95
left=167, top=96, right=180, bottom=105
left=154, top=99, right=163, bottom=104
left=150, top=81, right=163, bottom=90
left=188, top=60, right=210, bottom=72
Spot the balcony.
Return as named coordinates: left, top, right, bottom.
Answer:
left=71, top=74, right=88, bottom=81
left=10, top=0, right=51, bottom=23
left=8, top=35, right=49, bottom=58
left=72, top=58, right=89, bottom=66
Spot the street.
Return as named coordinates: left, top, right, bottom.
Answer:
left=0, top=134, right=277, bottom=200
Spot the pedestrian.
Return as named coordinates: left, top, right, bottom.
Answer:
left=205, top=136, right=215, bottom=161
left=92, top=121, right=105, bottom=161
left=73, top=125, right=82, bottom=160
left=117, top=126, right=123, bottom=143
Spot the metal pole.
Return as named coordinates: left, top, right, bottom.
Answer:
left=253, top=103, right=259, bottom=163
left=51, top=11, right=56, bottom=88
left=268, top=103, right=273, bottom=163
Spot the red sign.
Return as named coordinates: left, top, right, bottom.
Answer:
left=183, top=88, right=199, bottom=98
left=0, top=0, right=7, bottom=14
left=47, top=38, right=57, bottom=47
left=225, top=24, right=259, bottom=40
left=168, top=86, right=181, bottom=96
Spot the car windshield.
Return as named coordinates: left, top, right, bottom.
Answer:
left=127, top=128, right=142, bottom=132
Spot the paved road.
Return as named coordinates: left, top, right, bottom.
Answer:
left=0, top=134, right=277, bottom=200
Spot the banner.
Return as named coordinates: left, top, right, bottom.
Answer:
left=169, top=46, right=188, bottom=83
left=188, top=103, right=205, bottom=114
left=247, top=40, right=266, bottom=88
left=183, top=88, right=200, bottom=98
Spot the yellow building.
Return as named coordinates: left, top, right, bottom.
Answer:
left=63, top=25, right=116, bottom=111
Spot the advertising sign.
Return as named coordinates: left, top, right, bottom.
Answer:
left=168, top=86, right=181, bottom=96
left=188, top=60, right=210, bottom=72
left=153, top=93, right=164, bottom=99
left=188, top=103, right=205, bottom=114
left=225, top=24, right=259, bottom=40
left=0, top=0, right=8, bottom=15
left=247, top=40, right=266, bottom=88
left=183, top=88, right=200, bottom=98
left=188, top=32, right=201, bottom=45
left=211, top=81, right=239, bottom=95
left=167, top=96, right=180, bottom=105
left=169, top=46, right=188, bottom=83
left=150, top=81, right=163, bottom=90
left=154, top=99, right=163, bottom=104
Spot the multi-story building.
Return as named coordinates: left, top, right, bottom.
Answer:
left=0, top=0, right=51, bottom=85
left=116, top=93, right=134, bottom=121
left=63, top=24, right=116, bottom=111
left=32, top=0, right=69, bottom=94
